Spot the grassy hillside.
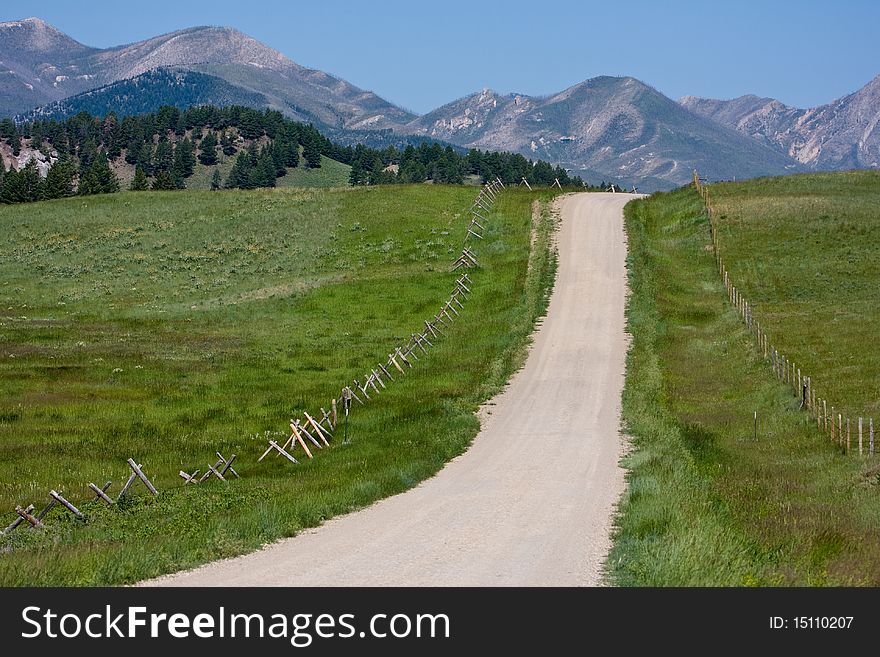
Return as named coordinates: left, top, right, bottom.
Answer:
left=709, top=171, right=880, bottom=419
left=609, top=180, right=880, bottom=586
left=0, top=184, right=558, bottom=585
left=115, top=147, right=351, bottom=191
left=275, top=155, right=351, bottom=189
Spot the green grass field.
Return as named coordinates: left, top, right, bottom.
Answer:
left=0, top=184, right=558, bottom=585
left=609, top=176, right=880, bottom=586
left=710, top=171, right=880, bottom=420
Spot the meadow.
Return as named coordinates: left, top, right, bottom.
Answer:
left=0, top=184, right=558, bottom=585
left=609, top=175, right=880, bottom=586
left=709, top=171, right=880, bottom=420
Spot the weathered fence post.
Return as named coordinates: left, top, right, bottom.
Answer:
left=126, top=459, right=158, bottom=496
left=2, top=504, right=34, bottom=535
left=89, top=481, right=113, bottom=504
left=304, top=411, right=331, bottom=446
left=179, top=470, right=200, bottom=484
left=270, top=440, right=299, bottom=464
left=32, top=494, right=57, bottom=521
left=15, top=505, right=44, bottom=529
left=289, top=422, right=313, bottom=459
left=118, top=463, right=142, bottom=500
left=49, top=490, right=84, bottom=519
left=206, top=463, right=226, bottom=482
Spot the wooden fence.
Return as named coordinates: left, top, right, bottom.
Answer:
left=1, top=179, right=507, bottom=537
left=693, top=171, right=874, bottom=457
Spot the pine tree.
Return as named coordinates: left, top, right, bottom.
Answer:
left=238, top=109, right=264, bottom=139
left=246, top=141, right=259, bottom=167
left=0, top=119, right=17, bottom=154
left=174, top=112, right=187, bottom=136
left=211, top=169, right=222, bottom=191
left=368, top=155, right=386, bottom=185
left=276, top=125, right=299, bottom=167
left=44, top=159, right=76, bottom=199
left=221, top=131, right=237, bottom=156
left=18, top=159, right=43, bottom=203
left=198, top=131, right=218, bottom=165
left=398, top=159, right=426, bottom=183
left=302, top=132, right=322, bottom=168
left=270, top=141, right=287, bottom=177
left=8, top=160, right=42, bottom=202
left=77, top=168, right=99, bottom=196
left=0, top=167, right=19, bottom=204
left=153, top=139, right=173, bottom=172
left=77, top=139, right=98, bottom=173
left=248, top=149, right=277, bottom=188
left=78, top=153, right=119, bottom=196
left=172, top=138, right=196, bottom=179
left=130, top=166, right=149, bottom=191
left=225, top=151, right=252, bottom=189
left=349, top=160, right=365, bottom=186
left=136, top=142, right=154, bottom=175
left=151, top=171, right=177, bottom=190
left=125, top=139, right=141, bottom=165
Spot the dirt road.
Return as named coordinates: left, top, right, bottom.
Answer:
left=143, top=192, right=637, bottom=587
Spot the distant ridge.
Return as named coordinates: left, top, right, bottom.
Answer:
left=405, top=77, right=803, bottom=189
left=4, top=17, right=878, bottom=188
left=680, top=74, right=880, bottom=171
left=17, top=68, right=270, bottom=122
left=0, top=17, right=412, bottom=130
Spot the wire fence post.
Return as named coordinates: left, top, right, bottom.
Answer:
left=342, top=386, right=352, bottom=444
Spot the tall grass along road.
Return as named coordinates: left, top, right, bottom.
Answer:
left=144, top=192, right=638, bottom=587
left=610, top=178, right=880, bottom=585
left=0, top=186, right=558, bottom=585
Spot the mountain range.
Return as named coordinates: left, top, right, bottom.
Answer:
left=680, top=74, right=880, bottom=171
left=2, top=17, right=878, bottom=189
left=0, top=17, right=412, bottom=130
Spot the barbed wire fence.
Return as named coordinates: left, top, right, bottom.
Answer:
left=693, top=171, right=874, bottom=458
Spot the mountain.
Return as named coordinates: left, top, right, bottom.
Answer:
left=406, top=77, right=803, bottom=189
left=0, top=17, right=97, bottom=116
left=7, top=17, right=877, bottom=189
left=18, top=68, right=270, bottom=121
left=0, top=17, right=413, bottom=129
left=680, top=75, right=880, bottom=170
left=16, top=67, right=463, bottom=154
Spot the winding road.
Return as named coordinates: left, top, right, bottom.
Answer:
left=143, top=192, right=638, bottom=587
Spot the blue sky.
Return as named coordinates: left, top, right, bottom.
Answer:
left=7, top=0, right=879, bottom=114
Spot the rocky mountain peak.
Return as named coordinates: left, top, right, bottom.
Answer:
left=0, top=17, right=92, bottom=55
left=681, top=74, right=880, bottom=170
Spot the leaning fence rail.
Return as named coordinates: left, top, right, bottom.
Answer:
left=1, top=178, right=508, bottom=536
